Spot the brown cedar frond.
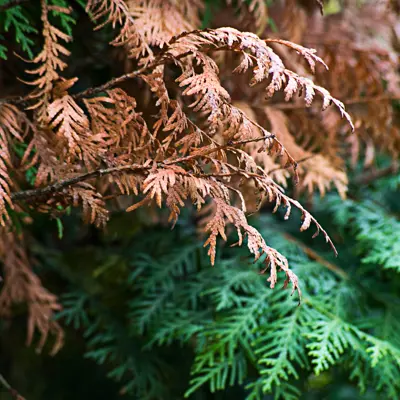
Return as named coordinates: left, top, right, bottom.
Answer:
left=83, top=88, right=153, bottom=194
left=295, top=1, right=400, bottom=167
left=22, top=128, right=67, bottom=188
left=166, top=27, right=354, bottom=130
left=231, top=102, right=290, bottom=187
left=264, top=107, right=348, bottom=198
left=87, top=0, right=153, bottom=62
left=264, top=38, right=328, bottom=73
left=0, top=229, right=63, bottom=355
left=125, top=0, right=201, bottom=50
left=204, top=197, right=300, bottom=296
left=239, top=172, right=338, bottom=255
left=87, top=0, right=202, bottom=64
left=24, top=0, right=71, bottom=121
left=69, top=183, right=109, bottom=228
left=47, top=94, right=103, bottom=167
left=2, top=6, right=363, bottom=335
left=0, top=104, right=26, bottom=226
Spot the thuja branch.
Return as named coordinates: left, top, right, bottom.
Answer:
left=0, top=373, right=26, bottom=400
left=72, top=69, right=147, bottom=101
left=11, top=136, right=275, bottom=201
left=284, top=233, right=349, bottom=279
left=11, top=164, right=149, bottom=201
left=353, top=162, right=399, bottom=186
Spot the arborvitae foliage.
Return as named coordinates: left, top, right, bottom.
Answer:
left=0, top=0, right=400, bottom=399
left=5, top=167, right=397, bottom=400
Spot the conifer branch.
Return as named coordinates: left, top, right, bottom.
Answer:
left=72, top=69, right=148, bottom=101
left=11, top=164, right=150, bottom=201
left=0, top=0, right=30, bottom=12
left=0, top=373, right=25, bottom=400
left=270, top=95, right=400, bottom=111
left=10, top=136, right=274, bottom=202
left=354, top=163, right=399, bottom=186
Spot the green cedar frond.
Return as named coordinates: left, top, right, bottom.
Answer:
left=56, top=209, right=400, bottom=399
left=327, top=195, right=400, bottom=273
left=185, top=351, right=248, bottom=397
left=305, top=315, right=359, bottom=375
left=252, top=302, right=308, bottom=393
left=0, top=3, right=37, bottom=59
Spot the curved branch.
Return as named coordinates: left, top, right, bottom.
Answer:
left=11, top=164, right=149, bottom=201
left=10, top=136, right=277, bottom=202
left=0, top=373, right=26, bottom=400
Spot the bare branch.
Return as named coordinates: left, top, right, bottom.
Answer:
left=11, top=164, right=150, bottom=201
left=353, top=163, right=399, bottom=186
left=0, top=373, right=26, bottom=400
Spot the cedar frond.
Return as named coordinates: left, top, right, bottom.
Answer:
left=23, top=128, right=65, bottom=187
left=47, top=94, right=96, bottom=166
left=204, top=197, right=300, bottom=296
left=0, top=104, right=26, bottom=226
left=299, top=4, right=400, bottom=165
left=7, top=9, right=357, bottom=314
left=87, top=0, right=153, bottom=62
left=87, top=0, right=202, bottom=64
left=69, top=183, right=109, bottom=228
left=0, top=229, right=63, bottom=355
left=166, top=27, right=354, bottom=130
left=83, top=88, right=153, bottom=183
left=264, top=107, right=348, bottom=198
left=24, top=0, right=71, bottom=121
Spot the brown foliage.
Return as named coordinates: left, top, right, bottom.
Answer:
left=0, top=0, right=398, bottom=353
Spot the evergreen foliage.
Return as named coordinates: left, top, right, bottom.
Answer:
left=29, top=171, right=399, bottom=399
left=0, top=1, right=399, bottom=399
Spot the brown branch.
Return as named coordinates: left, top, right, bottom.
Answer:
left=9, top=132, right=298, bottom=203
left=268, top=155, right=316, bottom=174
left=163, top=134, right=276, bottom=166
left=10, top=133, right=280, bottom=202
left=72, top=68, right=147, bottom=101
left=11, top=164, right=149, bottom=201
left=270, top=94, right=400, bottom=111
left=284, top=233, right=349, bottom=280
left=0, top=373, right=26, bottom=400
left=2, top=68, right=150, bottom=107
left=0, top=0, right=29, bottom=12
left=353, top=163, right=399, bottom=186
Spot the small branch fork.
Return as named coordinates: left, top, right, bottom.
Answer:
left=0, top=373, right=26, bottom=400
left=0, top=0, right=30, bottom=12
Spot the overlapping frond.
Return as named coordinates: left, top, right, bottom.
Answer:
left=0, top=104, right=26, bottom=225
left=87, top=0, right=202, bottom=64
left=24, top=0, right=72, bottom=121
left=0, top=0, right=380, bottom=361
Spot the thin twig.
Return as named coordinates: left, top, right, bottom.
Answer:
left=268, top=155, right=316, bottom=174
left=72, top=68, right=147, bottom=101
left=353, top=162, right=399, bottom=186
left=269, top=94, right=400, bottom=111
left=284, top=233, right=349, bottom=280
left=0, top=0, right=29, bottom=12
left=11, top=164, right=149, bottom=201
left=10, top=135, right=277, bottom=202
left=0, top=373, right=26, bottom=400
